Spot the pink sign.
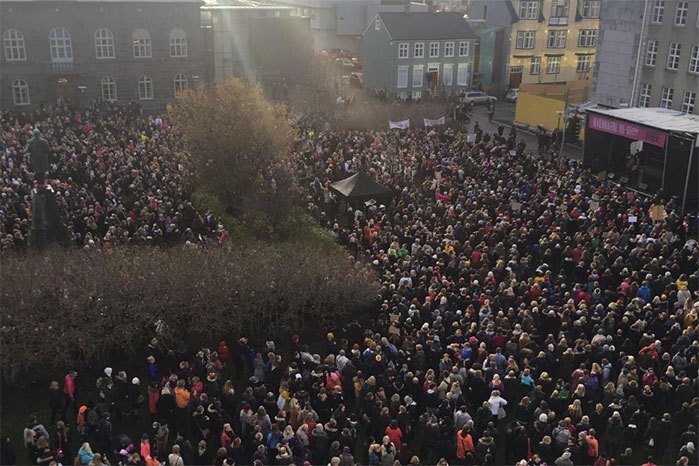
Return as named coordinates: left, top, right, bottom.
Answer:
left=588, top=113, right=666, bottom=148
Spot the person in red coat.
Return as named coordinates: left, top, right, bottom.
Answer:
left=385, top=420, right=403, bottom=452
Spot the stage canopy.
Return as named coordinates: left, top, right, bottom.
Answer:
left=330, top=171, right=393, bottom=201
left=588, top=107, right=699, bottom=135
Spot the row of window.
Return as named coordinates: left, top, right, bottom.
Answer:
left=11, top=74, right=189, bottom=106
left=514, top=54, right=593, bottom=75
left=3, top=27, right=188, bottom=63
left=518, top=0, right=601, bottom=20
left=639, top=83, right=696, bottom=113
left=396, top=63, right=471, bottom=88
left=645, top=42, right=699, bottom=73
left=650, top=1, right=699, bottom=27
left=515, top=29, right=597, bottom=50
left=398, top=41, right=470, bottom=59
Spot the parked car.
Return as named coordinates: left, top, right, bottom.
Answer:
left=336, top=58, right=354, bottom=69
left=351, top=57, right=363, bottom=69
left=350, top=72, right=363, bottom=88
left=505, top=88, right=519, bottom=102
left=463, top=91, right=497, bottom=106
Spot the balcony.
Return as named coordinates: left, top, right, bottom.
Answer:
left=549, top=16, right=569, bottom=25
left=50, top=62, right=75, bottom=73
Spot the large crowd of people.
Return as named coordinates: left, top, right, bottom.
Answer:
left=4, top=103, right=699, bottom=466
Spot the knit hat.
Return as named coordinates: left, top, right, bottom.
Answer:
left=539, top=414, right=548, bottom=423
left=104, top=367, right=113, bottom=377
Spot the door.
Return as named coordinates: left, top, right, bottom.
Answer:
left=55, top=77, right=74, bottom=104
left=427, top=65, right=439, bottom=93
left=509, top=66, right=523, bottom=89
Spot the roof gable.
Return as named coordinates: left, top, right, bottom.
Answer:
left=376, top=11, right=476, bottom=41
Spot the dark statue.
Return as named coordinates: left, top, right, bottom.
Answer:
left=26, top=128, right=50, bottom=184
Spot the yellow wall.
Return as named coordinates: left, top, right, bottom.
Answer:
left=508, top=0, right=599, bottom=85
left=515, top=92, right=566, bottom=131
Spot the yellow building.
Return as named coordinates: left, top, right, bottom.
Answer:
left=507, top=0, right=600, bottom=87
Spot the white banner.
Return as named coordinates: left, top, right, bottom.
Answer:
left=389, top=119, right=410, bottom=130
left=423, top=116, right=445, bottom=127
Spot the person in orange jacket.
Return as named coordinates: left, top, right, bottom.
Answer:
left=456, top=422, right=475, bottom=462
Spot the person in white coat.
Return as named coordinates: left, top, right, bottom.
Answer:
left=487, top=390, right=508, bottom=419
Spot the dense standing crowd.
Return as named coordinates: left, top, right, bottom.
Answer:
left=0, top=101, right=225, bottom=252
left=6, top=105, right=699, bottom=466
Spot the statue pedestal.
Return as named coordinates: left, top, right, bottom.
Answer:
left=29, top=185, right=69, bottom=250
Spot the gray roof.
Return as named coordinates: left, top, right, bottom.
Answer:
left=377, top=12, right=476, bottom=41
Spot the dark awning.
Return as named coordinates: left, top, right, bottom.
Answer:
left=329, top=171, right=393, bottom=201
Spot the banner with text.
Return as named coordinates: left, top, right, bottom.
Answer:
left=389, top=119, right=410, bottom=130
left=423, top=116, right=446, bottom=127
left=588, top=113, right=666, bottom=148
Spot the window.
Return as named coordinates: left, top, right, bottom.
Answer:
left=550, top=1, right=569, bottom=24
left=49, top=28, right=72, bottom=63
left=547, top=30, right=567, bottom=48
left=101, top=77, right=117, bottom=102
left=443, top=63, right=453, bottom=86
left=645, top=40, right=658, bottom=66
left=12, top=79, right=29, bottom=105
left=94, top=28, right=115, bottom=59
left=133, top=29, right=152, bottom=58
left=398, top=43, right=409, bottom=59
left=444, top=42, right=454, bottom=57
left=174, top=74, right=188, bottom=95
left=397, top=65, right=409, bottom=88
left=578, top=30, right=597, bottom=47
left=651, top=1, right=664, bottom=23
left=675, top=1, right=688, bottom=26
left=546, top=56, right=561, bottom=74
left=667, top=42, right=681, bottom=70
left=516, top=31, right=536, bottom=49
left=169, top=28, right=188, bottom=57
left=459, top=41, right=469, bottom=57
left=413, top=65, right=423, bottom=87
left=138, top=75, right=153, bottom=100
left=682, top=90, right=696, bottom=113
left=457, top=63, right=470, bottom=86
left=577, top=55, right=592, bottom=72
left=690, top=45, right=699, bottom=73
left=582, top=0, right=600, bottom=18
left=375, top=18, right=381, bottom=30
left=519, top=1, right=539, bottom=19
left=414, top=42, right=424, bottom=58
left=639, top=83, right=652, bottom=107
left=660, top=87, right=673, bottom=108
left=530, top=56, right=541, bottom=74
left=411, top=91, right=421, bottom=100
left=429, top=42, right=439, bottom=58
left=3, top=29, right=26, bottom=61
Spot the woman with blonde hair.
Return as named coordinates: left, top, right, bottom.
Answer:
left=566, top=399, right=583, bottom=424
left=78, top=442, right=94, bottom=465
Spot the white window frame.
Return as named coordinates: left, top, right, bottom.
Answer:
left=577, top=55, right=592, bottom=72
left=398, top=43, right=409, bottom=59
left=530, top=56, right=541, bottom=75
left=550, top=0, right=569, bottom=24
left=412, top=65, right=423, bottom=88
left=429, top=42, right=440, bottom=58
left=582, top=0, right=600, bottom=19
left=689, top=45, right=699, bottom=73
left=667, top=42, right=681, bottom=70
left=519, top=1, right=539, bottom=19
left=651, top=0, right=664, bottom=24
left=138, top=75, right=154, bottom=100
left=49, top=27, right=73, bottom=63
left=133, top=29, right=152, bottom=58
left=459, top=41, right=469, bottom=57
left=3, top=29, right=26, bottom=61
left=546, top=56, right=561, bottom=74
left=516, top=31, right=536, bottom=49
left=12, top=79, right=30, bottom=105
left=682, top=90, right=696, bottom=113
left=174, top=73, right=188, bottom=95
left=442, top=63, right=454, bottom=86
left=101, top=76, right=117, bottom=102
left=674, top=1, right=688, bottom=26
left=639, top=83, right=652, bottom=107
left=414, top=42, right=424, bottom=58
left=457, top=63, right=470, bottom=86
left=645, top=40, right=658, bottom=66
left=411, top=91, right=421, bottom=100
left=444, top=42, right=454, bottom=58
left=397, top=65, right=409, bottom=89
left=660, top=87, right=673, bottom=108
left=547, top=30, right=567, bottom=48
left=375, top=18, right=381, bottom=30
left=95, top=28, right=115, bottom=59
left=169, top=28, right=188, bottom=58
left=578, top=30, right=597, bottom=48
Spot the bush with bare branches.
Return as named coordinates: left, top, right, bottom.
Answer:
left=0, top=242, right=377, bottom=384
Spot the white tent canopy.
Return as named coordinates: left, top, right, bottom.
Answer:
left=589, top=107, right=699, bottom=135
